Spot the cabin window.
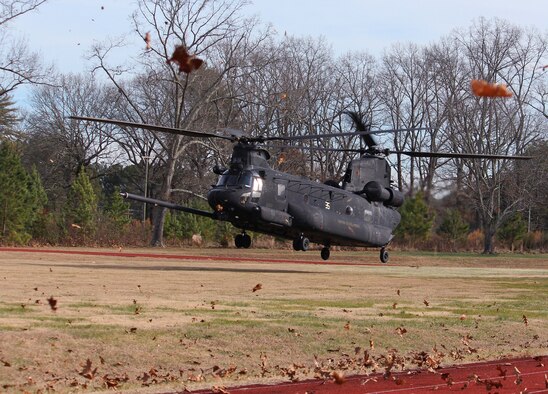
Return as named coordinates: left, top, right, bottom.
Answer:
left=252, top=176, right=263, bottom=192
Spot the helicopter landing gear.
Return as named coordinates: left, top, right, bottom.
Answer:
left=380, top=247, right=389, bottom=264
left=320, top=246, right=330, bottom=260
left=235, top=232, right=251, bottom=249
left=293, top=236, right=310, bottom=251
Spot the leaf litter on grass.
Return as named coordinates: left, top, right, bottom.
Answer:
left=0, top=248, right=546, bottom=392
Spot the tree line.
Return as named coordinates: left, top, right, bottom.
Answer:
left=1, top=0, right=547, bottom=253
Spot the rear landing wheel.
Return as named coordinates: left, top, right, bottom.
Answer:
left=320, top=247, right=330, bottom=260
left=380, top=247, right=389, bottom=264
left=241, top=233, right=251, bottom=248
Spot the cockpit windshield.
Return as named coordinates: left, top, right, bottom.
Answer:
left=216, top=171, right=254, bottom=188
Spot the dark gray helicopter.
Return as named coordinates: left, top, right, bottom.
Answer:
left=70, top=113, right=531, bottom=263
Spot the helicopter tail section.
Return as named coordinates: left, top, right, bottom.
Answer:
left=121, top=193, right=218, bottom=219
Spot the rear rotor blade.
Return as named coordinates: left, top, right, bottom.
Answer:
left=346, top=111, right=377, bottom=149
left=396, top=150, right=532, bottom=160
left=69, top=116, right=234, bottom=141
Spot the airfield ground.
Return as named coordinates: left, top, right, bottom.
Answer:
left=0, top=247, right=546, bottom=393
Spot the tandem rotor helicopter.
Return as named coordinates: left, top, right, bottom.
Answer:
left=70, top=112, right=531, bottom=263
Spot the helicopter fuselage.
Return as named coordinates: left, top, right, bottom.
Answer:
left=206, top=144, right=401, bottom=250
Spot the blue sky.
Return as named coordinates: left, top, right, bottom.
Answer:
left=6, top=0, right=548, bottom=76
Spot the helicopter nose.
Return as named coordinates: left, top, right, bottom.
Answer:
left=207, top=188, right=242, bottom=211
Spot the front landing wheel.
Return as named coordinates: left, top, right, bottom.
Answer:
left=320, top=247, right=330, bottom=260
left=380, top=247, right=389, bottom=264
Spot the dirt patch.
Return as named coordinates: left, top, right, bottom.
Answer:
left=0, top=248, right=547, bottom=393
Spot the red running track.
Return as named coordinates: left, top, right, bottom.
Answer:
left=189, top=356, right=547, bottom=393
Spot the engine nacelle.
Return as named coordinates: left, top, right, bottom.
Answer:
left=363, top=181, right=404, bottom=207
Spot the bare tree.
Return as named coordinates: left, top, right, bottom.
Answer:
left=90, top=0, right=270, bottom=246
left=0, top=0, right=50, bottom=96
left=446, top=19, right=546, bottom=253
left=379, top=43, right=436, bottom=193
left=23, top=74, right=117, bottom=208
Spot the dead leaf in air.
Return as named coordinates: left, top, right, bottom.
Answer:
left=423, top=299, right=429, bottom=307
left=471, top=79, right=512, bottom=98
left=522, top=315, right=528, bottom=327
left=331, top=370, right=345, bottom=384
left=144, top=31, right=151, bottom=50
left=514, top=366, right=522, bottom=385
left=47, top=296, right=58, bottom=311
left=79, top=359, right=97, bottom=380
left=252, top=283, right=262, bottom=292
left=395, top=327, right=407, bottom=337
left=167, top=45, right=204, bottom=74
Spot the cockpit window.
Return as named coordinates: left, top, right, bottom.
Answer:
left=217, top=171, right=253, bottom=187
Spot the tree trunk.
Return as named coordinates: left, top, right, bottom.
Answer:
left=150, top=149, right=179, bottom=247
left=150, top=206, right=167, bottom=247
left=482, top=224, right=496, bottom=254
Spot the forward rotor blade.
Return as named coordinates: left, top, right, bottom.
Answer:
left=69, top=116, right=234, bottom=141
left=263, top=127, right=430, bottom=142
left=268, top=144, right=361, bottom=153
left=396, top=150, right=532, bottom=160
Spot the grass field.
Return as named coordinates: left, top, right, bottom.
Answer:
left=0, top=247, right=546, bottom=393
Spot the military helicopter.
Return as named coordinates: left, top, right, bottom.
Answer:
left=70, top=113, right=531, bottom=263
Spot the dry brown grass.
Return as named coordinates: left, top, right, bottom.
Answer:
left=0, top=247, right=547, bottom=393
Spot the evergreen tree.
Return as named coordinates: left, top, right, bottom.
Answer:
left=394, top=192, right=434, bottom=245
left=438, top=209, right=469, bottom=251
left=0, top=141, right=46, bottom=244
left=105, top=186, right=131, bottom=229
left=497, top=212, right=527, bottom=251
left=25, top=166, right=49, bottom=238
left=65, top=167, right=98, bottom=237
left=0, top=95, right=20, bottom=140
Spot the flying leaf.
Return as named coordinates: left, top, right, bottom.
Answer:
left=344, top=321, right=351, bottom=330
left=396, top=289, right=400, bottom=296
left=522, top=315, right=528, bottom=327
left=331, top=370, right=345, bottom=384
left=392, top=302, right=398, bottom=309
left=167, top=45, right=204, bottom=74
left=395, top=327, right=407, bottom=337
left=79, top=359, right=97, bottom=379
left=252, top=283, right=262, bottom=292
left=144, top=31, right=151, bottom=50
left=514, top=366, right=522, bottom=385
left=441, top=372, right=454, bottom=386
left=47, top=296, right=58, bottom=311
left=497, top=365, right=507, bottom=378
left=423, top=299, right=429, bottom=307
left=471, top=79, right=512, bottom=98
